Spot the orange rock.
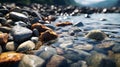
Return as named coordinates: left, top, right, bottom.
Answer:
left=0, top=52, right=23, bottom=67
left=39, top=30, right=58, bottom=43
left=0, top=52, right=23, bottom=63
left=32, top=23, right=51, bottom=33
left=56, top=21, right=73, bottom=26
left=0, top=33, right=9, bottom=45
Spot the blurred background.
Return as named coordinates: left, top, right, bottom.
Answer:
left=0, top=0, right=120, bottom=7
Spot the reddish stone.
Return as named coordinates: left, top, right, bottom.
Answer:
left=32, top=23, right=51, bottom=33
left=46, top=55, right=68, bottom=67
left=0, top=33, right=9, bottom=45
left=56, top=21, right=73, bottom=26
left=0, top=52, right=23, bottom=67
left=39, top=30, right=58, bottom=43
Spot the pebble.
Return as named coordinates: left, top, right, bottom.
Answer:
left=32, top=23, right=51, bottom=33
left=112, top=43, right=120, bottom=53
left=73, top=22, right=84, bottom=27
left=0, top=33, right=9, bottom=45
left=11, top=26, right=32, bottom=43
left=0, top=52, right=23, bottom=67
left=85, top=30, right=108, bottom=41
left=86, top=52, right=107, bottom=67
left=70, top=61, right=88, bottom=67
left=7, top=12, right=28, bottom=22
left=36, top=46, right=57, bottom=61
left=16, top=40, right=35, bottom=52
left=0, top=26, right=11, bottom=33
left=59, top=41, right=73, bottom=48
left=19, top=55, right=45, bottom=67
left=74, top=44, right=93, bottom=51
left=56, top=21, right=73, bottom=27
left=6, top=41, right=18, bottom=51
left=46, top=55, right=68, bottom=67
left=0, top=45, right=2, bottom=53
left=39, top=30, right=58, bottom=43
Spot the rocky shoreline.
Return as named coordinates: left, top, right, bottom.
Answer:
left=0, top=3, right=120, bottom=67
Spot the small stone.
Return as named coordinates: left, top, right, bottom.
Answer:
left=100, top=18, right=107, bottom=21
left=85, top=14, right=90, bottom=18
left=36, top=46, right=57, bottom=60
left=17, top=40, right=35, bottom=52
left=73, top=22, right=84, bottom=27
left=0, top=33, right=8, bottom=45
left=112, top=43, right=120, bottom=53
left=46, top=55, right=68, bottom=67
left=7, top=12, right=28, bottom=22
left=102, top=8, right=107, bottom=13
left=96, top=41, right=115, bottom=49
left=60, top=41, right=73, bottom=48
left=32, top=23, right=51, bottom=33
left=0, top=52, right=23, bottom=67
left=0, top=17, right=6, bottom=25
left=56, top=21, right=73, bottom=26
left=11, top=26, right=33, bottom=43
left=6, top=41, right=18, bottom=51
left=0, top=26, right=11, bottom=33
left=74, top=44, right=93, bottom=51
left=70, top=61, right=88, bottom=67
left=86, top=52, right=107, bottom=67
left=19, top=55, right=45, bottom=67
left=85, top=30, right=108, bottom=41
left=15, top=21, right=27, bottom=27
left=30, top=37, right=39, bottom=43
left=33, top=29, right=40, bottom=37
left=39, top=30, right=58, bottom=43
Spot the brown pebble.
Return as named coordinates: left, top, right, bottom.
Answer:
left=39, top=30, right=58, bottom=43
left=0, top=33, right=9, bottom=45
left=56, top=21, right=73, bottom=26
left=32, top=23, right=51, bottom=34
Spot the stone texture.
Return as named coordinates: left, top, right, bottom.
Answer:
left=11, top=26, right=32, bottom=43
left=0, top=52, right=23, bottom=67
left=39, top=30, right=58, bottom=43
left=19, top=55, right=45, bottom=67
left=46, top=55, right=68, bottom=67
left=17, top=40, right=35, bottom=52
left=6, top=41, right=18, bottom=51
left=0, top=33, right=8, bottom=45
left=85, top=30, right=108, bottom=41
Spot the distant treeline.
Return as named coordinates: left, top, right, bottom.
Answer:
left=0, top=0, right=73, bottom=5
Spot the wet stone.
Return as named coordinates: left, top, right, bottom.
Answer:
left=7, top=12, right=28, bottom=22
left=0, top=26, right=12, bottom=33
left=70, top=61, right=88, bottom=67
left=0, top=33, right=9, bottom=45
left=15, top=21, right=27, bottom=27
left=73, top=22, right=84, bottom=27
left=11, top=26, right=33, bottom=43
left=39, top=30, right=58, bottom=43
left=19, top=55, right=45, bottom=67
left=6, top=41, right=18, bottom=51
left=74, top=44, right=93, bottom=51
left=112, top=43, right=120, bottom=53
left=46, top=55, right=68, bottom=67
left=86, top=52, right=107, bottom=67
left=32, top=23, right=51, bottom=33
left=85, top=30, right=108, bottom=41
left=36, top=46, right=57, bottom=61
left=0, top=52, right=23, bottom=67
left=56, top=21, right=73, bottom=27
left=17, top=40, right=35, bottom=52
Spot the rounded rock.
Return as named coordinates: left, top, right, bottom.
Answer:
left=85, top=30, right=108, bottom=41
left=19, top=55, right=45, bottom=67
left=17, top=40, right=35, bottom=52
